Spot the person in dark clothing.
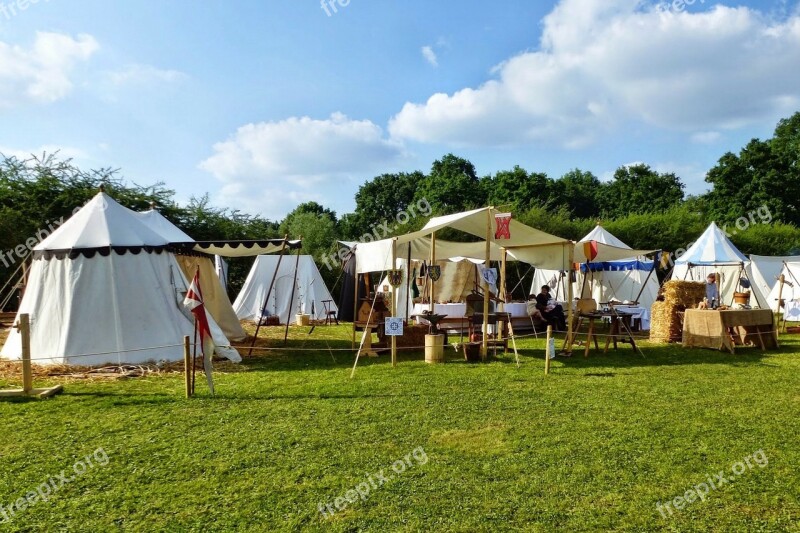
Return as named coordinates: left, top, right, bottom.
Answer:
left=534, top=285, right=567, bottom=331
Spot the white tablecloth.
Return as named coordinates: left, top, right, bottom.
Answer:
left=785, top=300, right=800, bottom=321
left=501, top=302, right=529, bottom=318
left=612, top=305, right=650, bottom=331
left=411, top=303, right=467, bottom=323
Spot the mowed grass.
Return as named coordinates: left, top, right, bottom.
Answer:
left=1, top=323, right=799, bottom=532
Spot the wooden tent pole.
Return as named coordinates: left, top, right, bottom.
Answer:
left=248, top=236, right=289, bottom=356
left=183, top=336, right=192, bottom=398
left=20, top=313, right=32, bottom=394
left=391, top=238, right=398, bottom=368
left=430, top=232, right=436, bottom=313
left=777, top=270, right=786, bottom=332
left=633, top=254, right=658, bottom=305
left=283, top=241, right=303, bottom=345
left=481, top=208, right=492, bottom=360
left=405, top=243, right=412, bottom=321
left=566, top=243, right=575, bottom=351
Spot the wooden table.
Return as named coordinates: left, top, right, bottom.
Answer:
left=565, top=311, right=643, bottom=358
left=682, top=309, right=778, bottom=353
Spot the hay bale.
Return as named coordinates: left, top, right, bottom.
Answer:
left=663, top=280, right=706, bottom=308
left=650, top=301, right=684, bottom=343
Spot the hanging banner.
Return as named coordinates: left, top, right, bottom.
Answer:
left=494, top=212, right=512, bottom=240
left=427, top=265, right=441, bottom=282
left=388, top=269, right=404, bottom=287
left=583, top=240, right=599, bottom=262
left=385, top=317, right=404, bottom=336
left=481, top=268, right=498, bottom=286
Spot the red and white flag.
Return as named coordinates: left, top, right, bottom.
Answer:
left=183, top=269, right=215, bottom=394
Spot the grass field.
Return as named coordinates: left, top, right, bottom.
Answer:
left=1, top=323, right=799, bottom=532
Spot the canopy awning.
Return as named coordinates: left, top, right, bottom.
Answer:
left=172, top=239, right=302, bottom=258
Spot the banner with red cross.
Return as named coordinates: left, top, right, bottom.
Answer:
left=494, top=212, right=512, bottom=240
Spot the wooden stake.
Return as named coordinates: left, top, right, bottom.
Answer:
left=184, top=336, right=192, bottom=398
left=545, top=325, right=552, bottom=375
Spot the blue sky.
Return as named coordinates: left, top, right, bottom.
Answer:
left=1, top=0, right=798, bottom=220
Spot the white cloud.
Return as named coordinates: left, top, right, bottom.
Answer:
left=690, top=131, right=722, bottom=144
left=421, top=45, right=438, bottom=67
left=107, top=64, right=186, bottom=86
left=0, top=32, right=98, bottom=108
left=389, top=0, right=800, bottom=148
left=200, top=113, right=406, bottom=219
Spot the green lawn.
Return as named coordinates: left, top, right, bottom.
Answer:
left=1, top=324, right=799, bottom=532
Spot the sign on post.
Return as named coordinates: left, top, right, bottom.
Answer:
left=385, top=317, right=403, bottom=337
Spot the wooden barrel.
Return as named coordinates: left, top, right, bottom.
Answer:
left=425, top=334, right=444, bottom=364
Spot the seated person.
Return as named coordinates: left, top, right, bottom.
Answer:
left=706, top=273, right=719, bottom=307
left=535, top=285, right=567, bottom=331
left=525, top=297, right=545, bottom=322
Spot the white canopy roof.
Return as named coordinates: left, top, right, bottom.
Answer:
left=581, top=225, right=629, bottom=248
left=674, top=222, right=748, bottom=266
left=35, top=192, right=168, bottom=252
left=134, top=209, right=193, bottom=242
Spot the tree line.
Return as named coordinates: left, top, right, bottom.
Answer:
left=1, top=112, right=799, bottom=301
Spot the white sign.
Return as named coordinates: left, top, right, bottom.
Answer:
left=385, top=317, right=403, bottom=336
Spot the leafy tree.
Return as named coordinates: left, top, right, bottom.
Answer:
left=353, top=172, right=420, bottom=229
left=600, top=164, right=684, bottom=218
left=485, top=166, right=552, bottom=210
left=550, top=169, right=603, bottom=218
left=415, top=154, right=487, bottom=214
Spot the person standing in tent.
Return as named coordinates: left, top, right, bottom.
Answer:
left=535, top=285, right=567, bottom=332
left=706, top=273, right=719, bottom=308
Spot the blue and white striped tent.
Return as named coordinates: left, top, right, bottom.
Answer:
left=532, top=225, right=659, bottom=314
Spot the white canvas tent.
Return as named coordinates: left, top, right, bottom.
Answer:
left=1, top=192, right=241, bottom=366
left=135, top=209, right=247, bottom=341
left=765, top=262, right=800, bottom=317
left=531, top=225, right=659, bottom=309
left=234, top=255, right=337, bottom=323
left=747, top=255, right=800, bottom=311
left=672, top=222, right=751, bottom=306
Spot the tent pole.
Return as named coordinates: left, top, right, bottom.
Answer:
left=391, top=238, right=398, bottom=368
left=248, top=236, right=289, bottom=356
left=566, top=243, right=575, bottom=352
left=481, top=208, right=492, bottom=360
left=633, top=254, right=658, bottom=305
left=352, top=250, right=358, bottom=349
left=777, top=272, right=786, bottom=332
left=405, top=243, right=412, bottom=321
left=283, top=242, right=302, bottom=345
left=430, top=232, right=436, bottom=313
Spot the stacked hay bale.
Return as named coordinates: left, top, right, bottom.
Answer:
left=650, top=281, right=706, bottom=343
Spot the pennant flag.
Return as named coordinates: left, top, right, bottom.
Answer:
left=494, top=212, right=512, bottom=240
left=183, top=270, right=215, bottom=395
left=583, top=240, right=599, bottom=262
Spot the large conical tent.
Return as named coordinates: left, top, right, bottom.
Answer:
left=1, top=192, right=241, bottom=366
left=672, top=222, right=751, bottom=306
left=531, top=225, right=659, bottom=310
left=746, top=254, right=800, bottom=311
left=134, top=209, right=247, bottom=341
left=234, top=255, right=337, bottom=323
